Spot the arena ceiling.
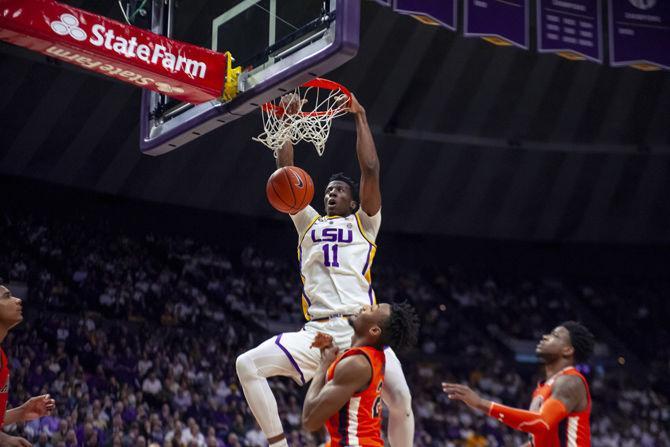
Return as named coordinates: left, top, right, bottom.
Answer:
left=1, top=1, right=669, bottom=243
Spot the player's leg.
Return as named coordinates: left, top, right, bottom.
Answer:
left=236, top=337, right=295, bottom=446
left=235, top=330, right=320, bottom=447
left=381, top=347, right=414, bottom=447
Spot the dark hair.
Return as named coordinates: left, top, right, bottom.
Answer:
left=561, top=321, right=595, bottom=363
left=328, top=172, right=359, bottom=207
left=380, top=301, right=419, bottom=351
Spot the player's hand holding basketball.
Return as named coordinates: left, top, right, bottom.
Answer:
left=442, top=383, right=489, bottom=412
left=20, top=394, right=56, bottom=421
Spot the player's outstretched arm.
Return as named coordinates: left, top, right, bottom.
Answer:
left=0, top=432, right=30, bottom=447
left=3, top=394, right=55, bottom=426
left=302, top=347, right=372, bottom=432
left=443, top=376, right=585, bottom=436
left=349, top=94, right=381, bottom=216
left=276, top=139, right=294, bottom=168
left=275, top=93, right=305, bottom=168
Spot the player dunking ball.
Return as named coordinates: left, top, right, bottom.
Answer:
left=0, top=285, right=56, bottom=447
left=302, top=302, right=419, bottom=446
left=443, top=322, right=595, bottom=447
left=236, top=93, right=415, bottom=447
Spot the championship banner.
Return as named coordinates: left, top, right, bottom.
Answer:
left=464, top=0, right=530, bottom=48
left=393, top=0, right=457, bottom=30
left=609, top=0, right=670, bottom=70
left=0, top=0, right=228, bottom=103
left=538, top=0, right=603, bottom=62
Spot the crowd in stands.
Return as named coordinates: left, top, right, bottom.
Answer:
left=0, top=210, right=668, bottom=446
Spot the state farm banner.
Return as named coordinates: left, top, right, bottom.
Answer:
left=464, top=0, right=529, bottom=48
left=393, top=0, right=457, bottom=30
left=0, top=0, right=228, bottom=103
left=609, top=0, right=670, bottom=70
left=538, top=0, right=603, bottom=62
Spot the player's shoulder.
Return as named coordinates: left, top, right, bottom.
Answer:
left=356, top=207, right=381, bottom=219
left=334, top=351, right=373, bottom=380
left=292, top=205, right=321, bottom=218
left=560, top=367, right=589, bottom=384
left=291, top=206, right=321, bottom=233
left=353, top=345, right=384, bottom=363
left=331, top=353, right=374, bottom=395
left=553, top=372, right=587, bottom=397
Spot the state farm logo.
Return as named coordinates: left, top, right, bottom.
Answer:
left=47, top=12, right=207, bottom=79
left=50, top=14, right=87, bottom=42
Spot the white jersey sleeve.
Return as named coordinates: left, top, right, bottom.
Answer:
left=289, top=206, right=320, bottom=237
left=355, top=208, right=381, bottom=242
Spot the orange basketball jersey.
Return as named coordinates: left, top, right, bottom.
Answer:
left=529, top=367, right=592, bottom=447
left=0, top=348, right=10, bottom=427
left=325, top=346, right=385, bottom=447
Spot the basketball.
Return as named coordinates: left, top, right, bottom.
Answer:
left=266, top=166, right=314, bottom=214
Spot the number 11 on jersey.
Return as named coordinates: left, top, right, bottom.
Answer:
left=322, top=244, right=340, bottom=267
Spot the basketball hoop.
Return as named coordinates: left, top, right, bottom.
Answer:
left=253, top=78, right=352, bottom=158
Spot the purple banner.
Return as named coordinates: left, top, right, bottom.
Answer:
left=538, top=0, right=603, bottom=62
left=609, top=0, right=670, bottom=70
left=393, top=0, right=457, bottom=30
left=464, top=0, right=530, bottom=49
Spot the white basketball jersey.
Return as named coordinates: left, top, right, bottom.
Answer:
left=291, top=206, right=381, bottom=320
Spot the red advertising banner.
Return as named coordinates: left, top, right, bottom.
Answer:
left=0, top=0, right=228, bottom=103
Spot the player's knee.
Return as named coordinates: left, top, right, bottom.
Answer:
left=235, top=351, right=256, bottom=383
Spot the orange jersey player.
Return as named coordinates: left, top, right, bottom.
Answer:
left=302, top=302, right=419, bottom=446
left=443, top=321, right=595, bottom=447
left=0, top=285, right=56, bottom=447
left=325, top=345, right=385, bottom=447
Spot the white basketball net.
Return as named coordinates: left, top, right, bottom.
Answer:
left=252, top=79, right=350, bottom=158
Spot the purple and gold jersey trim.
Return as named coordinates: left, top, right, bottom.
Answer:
left=356, top=213, right=377, bottom=302
left=275, top=334, right=306, bottom=385
left=354, top=212, right=377, bottom=247
left=297, top=215, right=321, bottom=321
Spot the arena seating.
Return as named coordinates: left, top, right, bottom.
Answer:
left=1, top=210, right=668, bottom=446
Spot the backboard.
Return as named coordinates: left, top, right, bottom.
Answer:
left=139, top=0, right=359, bottom=155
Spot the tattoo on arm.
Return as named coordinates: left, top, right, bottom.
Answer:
left=551, top=375, right=587, bottom=413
